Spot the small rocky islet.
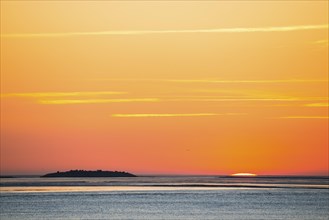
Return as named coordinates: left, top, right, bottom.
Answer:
left=41, top=170, right=137, bottom=177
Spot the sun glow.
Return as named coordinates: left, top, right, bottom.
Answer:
left=1, top=1, right=328, bottom=176
left=230, top=173, right=257, bottom=177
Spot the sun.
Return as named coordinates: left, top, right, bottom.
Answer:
left=230, top=173, right=257, bottom=177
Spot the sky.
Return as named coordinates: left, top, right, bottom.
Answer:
left=1, top=1, right=328, bottom=176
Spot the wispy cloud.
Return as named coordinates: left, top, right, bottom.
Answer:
left=2, top=24, right=327, bottom=38
left=305, top=103, right=329, bottom=107
left=164, top=97, right=328, bottom=102
left=1, top=91, right=126, bottom=98
left=280, top=116, right=329, bottom=119
left=39, top=98, right=159, bottom=104
left=92, top=78, right=328, bottom=84
left=37, top=97, right=327, bottom=105
left=112, top=113, right=246, bottom=118
left=3, top=91, right=326, bottom=105
left=162, top=79, right=328, bottom=84
left=312, top=39, right=328, bottom=47
left=37, top=96, right=328, bottom=105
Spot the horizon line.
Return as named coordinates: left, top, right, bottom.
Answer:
left=1, top=173, right=328, bottom=177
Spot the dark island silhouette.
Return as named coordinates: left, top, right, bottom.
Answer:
left=41, top=170, right=136, bottom=177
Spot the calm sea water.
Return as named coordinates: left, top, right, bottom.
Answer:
left=1, top=176, right=328, bottom=219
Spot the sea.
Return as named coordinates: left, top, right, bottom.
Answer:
left=0, top=176, right=328, bottom=220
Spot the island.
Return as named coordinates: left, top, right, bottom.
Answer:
left=41, top=170, right=137, bottom=177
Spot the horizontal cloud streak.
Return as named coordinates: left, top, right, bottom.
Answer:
left=312, top=39, right=328, bottom=46
left=305, top=103, right=329, bottom=107
left=2, top=24, right=328, bottom=38
left=39, top=98, right=159, bottom=104
left=280, top=116, right=329, bottom=119
left=161, top=79, right=328, bottom=84
left=37, top=97, right=328, bottom=105
left=164, top=97, right=328, bottom=102
left=1, top=91, right=126, bottom=98
left=112, top=113, right=245, bottom=118
left=93, top=78, right=328, bottom=84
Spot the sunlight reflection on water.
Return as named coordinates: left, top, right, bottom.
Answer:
left=0, top=186, right=230, bottom=193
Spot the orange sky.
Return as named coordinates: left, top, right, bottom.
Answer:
left=1, top=1, right=328, bottom=175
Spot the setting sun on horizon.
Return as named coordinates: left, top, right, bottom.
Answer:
left=1, top=1, right=328, bottom=176
left=231, top=173, right=258, bottom=177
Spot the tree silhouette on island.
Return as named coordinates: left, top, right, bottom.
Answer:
left=41, top=170, right=137, bottom=177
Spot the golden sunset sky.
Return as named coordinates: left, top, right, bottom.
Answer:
left=1, top=1, right=328, bottom=175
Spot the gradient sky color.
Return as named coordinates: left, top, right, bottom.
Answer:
left=1, top=1, right=328, bottom=175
